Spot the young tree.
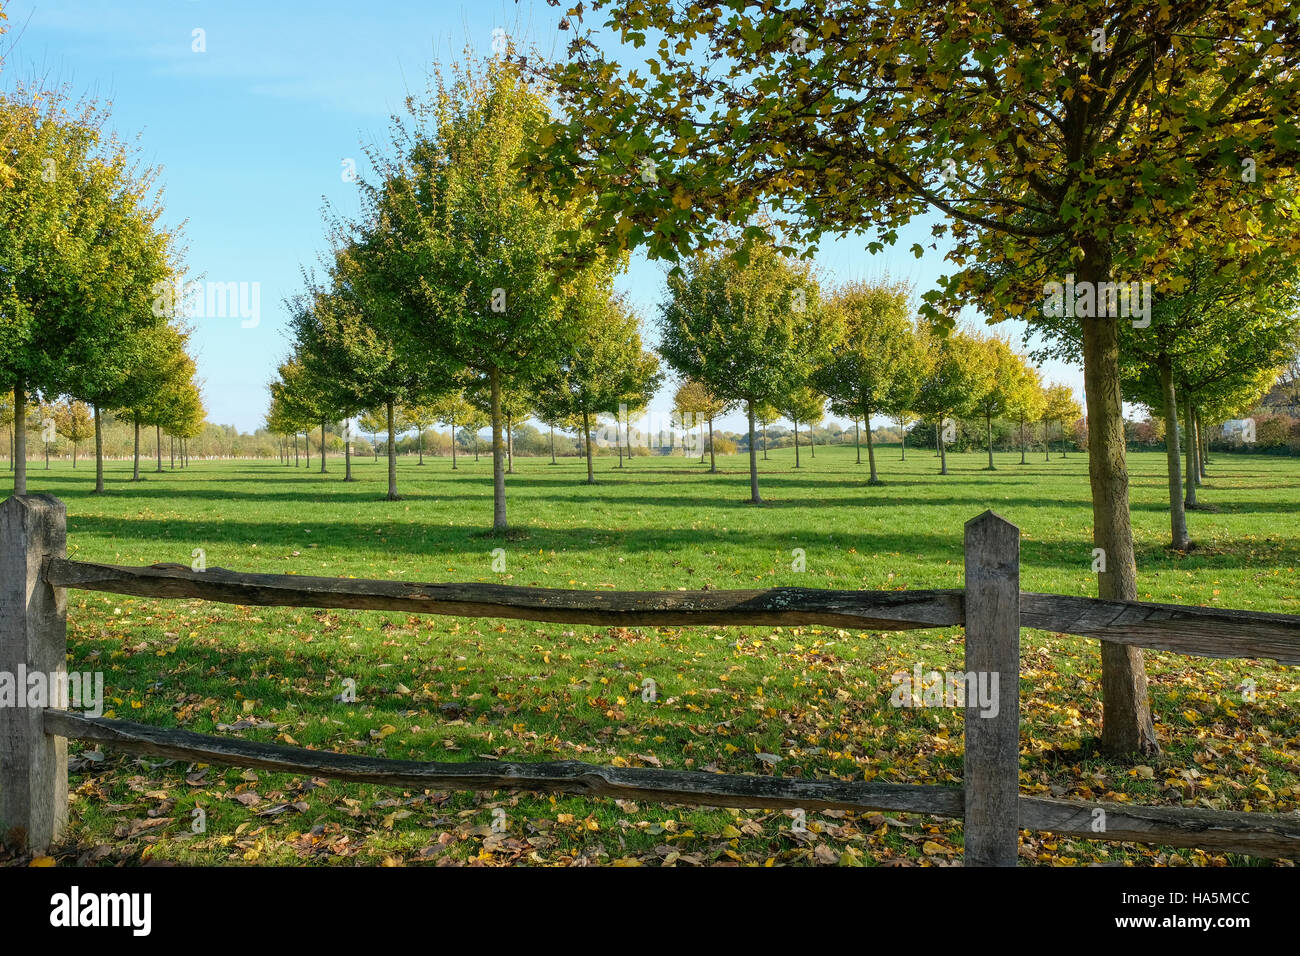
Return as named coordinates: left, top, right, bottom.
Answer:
left=359, top=409, right=387, bottom=461
left=430, top=391, right=475, bottom=470
left=972, top=338, right=1036, bottom=471
left=1042, top=385, right=1083, bottom=461
left=269, top=357, right=331, bottom=474
left=778, top=386, right=825, bottom=469
left=54, top=400, right=95, bottom=468
left=1, top=88, right=173, bottom=494
left=660, top=241, right=830, bottom=502
left=752, top=402, right=779, bottom=462
left=356, top=55, right=600, bottom=531
left=811, top=279, right=919, bottom=483
left=533, top=285, right=661, bottom=484
left=673, top=378, right=732, bottom=472
left=912, top=328, right=993, bottom=475
left=1006, top=365, right=1047, bottom=467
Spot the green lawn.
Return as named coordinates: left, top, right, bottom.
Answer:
left=4, top=444, right=1298, bottom=866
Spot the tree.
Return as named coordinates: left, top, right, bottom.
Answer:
left=1042, top=385, right=1083, bottom=461
left=269, top=357, right=330, bottom=473
left=1, top=88, right=174, bottom=495
left=753, top=402, right=779, bottom=461
left=533, top=2, right=1300, bottom=755
left=356, top=55, right=600, bottom=531
left=111, top=322, right=194, bottom=482
left=54, top=400, right=95, bottom=469
left=673, top=378, right=732, bottom=472
left=359, top=409, right=387, bottom=461
left=1006, top=365, right=1047, bottom=467
left=429, top=391, right=475, bottom=470
left=811, top=279, right=919, bottom=483
left=615, top=347, right=664, bottom=467
left=291, top=239, right=452, bottom=498
left=533, top=283, right=661, bottom=484
left=777, top=386, right=825, bottom=469
left=911, top=328, right=993, bottom=475
left=972, top=338, right=1037, bottom=471
left=659, top=241, right=830, bottom=502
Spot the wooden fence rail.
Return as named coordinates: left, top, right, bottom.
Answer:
left=3, top=495, right=1298, bottom=864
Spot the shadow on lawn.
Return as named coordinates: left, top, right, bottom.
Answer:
left=59, top=511, right=1300, bottom=589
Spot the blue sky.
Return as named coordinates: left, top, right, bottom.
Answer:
left=4, top=0, right=1085, bottom=434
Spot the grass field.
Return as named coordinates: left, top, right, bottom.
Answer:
left=3, top=444, right=1298, bottom=867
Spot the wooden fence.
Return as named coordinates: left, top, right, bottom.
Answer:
left=3, top=494, right=1299, bottom=864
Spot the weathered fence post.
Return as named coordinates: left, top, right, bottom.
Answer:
left=0, top=495, right=68, bottom=853
left=963, top=510, right=1020, bottom=866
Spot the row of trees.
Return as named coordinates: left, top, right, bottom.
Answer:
left=268, top=56, right=661, bottom=522
left=1, top=85, right=204, bottom=494
left=656, top=250, right=1090, bottom=501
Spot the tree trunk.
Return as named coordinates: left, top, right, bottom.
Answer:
left=490, top=367, right=507, bottom=532
left=1192, top=404, right=1203, bottom=485
left=901, top=423, right=907, bottom=461
left=625, top=408, right=633, bottom=465
left=793, top=420, right=800, bottom=468
left=132, top=414, right=141, bottom=481
left=386, top=400, right=398, bottom=500
left=1080, top=299, right=1157, bottom=756
left=156, top=424, right=163, bottom=472
left=293, top=434, right=299, bottom=467
left=506, top=412, right=514, bottom=474
left=938, top=416, right=948, bottom=475
left=707, top=418, right=717, bottom=473
left=1197, top=410, right=1209, bottom=475
left=583, top=409, right=595, bottom=484
left=320, top=421, right=327, bottom=473
left=746, top=400, right=761, bottom=503
left=12, top=385, right=25, bottom=495
left=551, top=424, right=558, bottom=465
left=1183, top=396, right=1197, bottom=508
left=345, top=426, right=354, bottom=481
left=1159, top=357, right=1189, bottom=551
left=1044, top=421, right=1051, bottom=461
left=864, top=405, right=880, bottom=483
left=985, top=410, right=995, bottom=470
